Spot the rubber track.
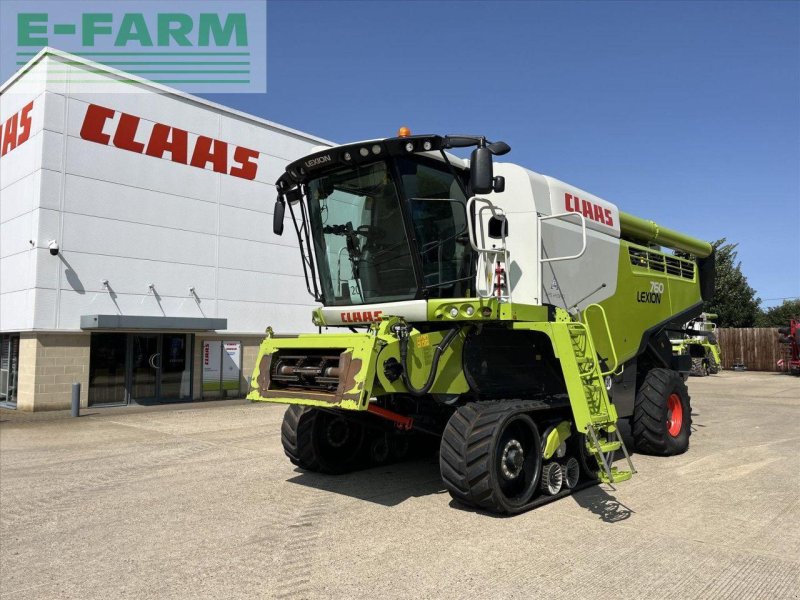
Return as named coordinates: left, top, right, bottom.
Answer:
left=631, top=368, right=692, bottom=456
left=709, top=358, right=720, bottom=374
left=440, top=400, right=549, bottom=514
left=690, top=357, right=707, bottom=377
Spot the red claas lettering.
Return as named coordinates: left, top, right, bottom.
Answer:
left=190, top=136, right=228, bottom=174
left=339, top=310, right=383, bottom=323
left=78, top=103, right=260, bottom=180
left=564, top=192, right=614, bottom=227
left=0, top=100, right=34, bottom=157
left=145, top=124, right=189, bottom=164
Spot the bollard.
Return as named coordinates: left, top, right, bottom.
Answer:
left=71, top=382, right=80, bottom=417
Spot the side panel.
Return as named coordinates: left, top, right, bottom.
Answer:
left=594, top=240, right=703, bottom=366
left=540, top=224, right=620, bottom=311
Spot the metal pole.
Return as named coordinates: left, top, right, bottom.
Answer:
left=71, top=382, right=80, bottom=417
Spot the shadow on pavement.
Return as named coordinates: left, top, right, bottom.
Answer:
left=287, top=456, right=448, bottom=507
left=288, top=450, right=637, bottom=523
left=571, top=485, right=635, bottom=522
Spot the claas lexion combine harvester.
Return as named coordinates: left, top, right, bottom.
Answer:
left=671, top=313, right=723, bottom=377
left=777, top=320, right=800, bottom=375
left=247, top=130, right=715, bottom=514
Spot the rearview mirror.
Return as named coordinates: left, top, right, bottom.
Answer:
left=273, top=199, right=285, bottom=236
left=470, top=147, right=493, bottom=194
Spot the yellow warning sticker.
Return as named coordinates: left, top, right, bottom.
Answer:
left=415, top=334, right=431, bottom=349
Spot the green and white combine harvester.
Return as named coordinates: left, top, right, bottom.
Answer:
left=671, top=313, right=723, bottom=376
left=248, top=131, right=715, bottom=514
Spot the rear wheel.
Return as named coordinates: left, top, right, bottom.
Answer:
left=440, top=402, right=543, bottom=514
left=281, top=406, right=366, bottom=473
left=632, top=368, right=692, bottom=456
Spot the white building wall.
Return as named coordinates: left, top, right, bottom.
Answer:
left=1, top=50, right=328, bottom=335
left=0, top=58, right=50, bottom=331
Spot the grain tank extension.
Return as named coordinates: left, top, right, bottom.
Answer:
left=248, top=132, right=715, bottom=514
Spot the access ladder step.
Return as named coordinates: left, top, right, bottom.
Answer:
left=587, top=439, right=621, bottom=455
left=598, top=467, right=633, bottom=484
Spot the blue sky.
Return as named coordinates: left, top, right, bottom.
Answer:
left=206, top=1, right=800, bottom=308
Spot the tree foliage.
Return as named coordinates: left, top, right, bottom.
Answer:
left=704, top=238, right=761, bottom=327
left=756, top=299, right=800, bottom=328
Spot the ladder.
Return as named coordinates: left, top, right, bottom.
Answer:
left=554, top=322, right=636, bottom=484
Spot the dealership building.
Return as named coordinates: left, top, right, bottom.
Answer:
left=0, top=48, right=329, bottom=410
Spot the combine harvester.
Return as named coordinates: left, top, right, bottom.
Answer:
left=671, top=313, right=723, bottom=376
left=777, top=319, right=800, bottom=375
left=248, top=131, right=715, bottom=514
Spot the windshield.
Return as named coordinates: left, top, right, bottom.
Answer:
left=305, top=157, right=474, bottom=306
left=307, top=161, right=417, bottom=305
left=396, top=158, right=473, bottom=298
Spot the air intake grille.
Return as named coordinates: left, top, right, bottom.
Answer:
left=629, top=246, right=695, bottom=280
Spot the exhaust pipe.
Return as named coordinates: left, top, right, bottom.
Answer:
left=540, top=462, right=563, bottom=496
left=562, top=457, right=580, bottom=490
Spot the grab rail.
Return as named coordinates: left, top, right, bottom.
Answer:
left=583, top=303, right=618, bottom=376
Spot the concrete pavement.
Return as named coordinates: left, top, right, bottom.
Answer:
left=1, top=371, right=798, bottom=599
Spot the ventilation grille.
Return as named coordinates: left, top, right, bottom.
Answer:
left=629, top=246, right=695, bottom=280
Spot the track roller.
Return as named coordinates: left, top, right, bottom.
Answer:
left=561, top=456, right=580, bottom=489
left=540, top=462, right=563, bottom=495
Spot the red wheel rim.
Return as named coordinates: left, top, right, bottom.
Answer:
left=667, top=393, right=683, bottom=437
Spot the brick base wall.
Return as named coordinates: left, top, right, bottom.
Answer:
left=16, top=333, right=90, bottom=411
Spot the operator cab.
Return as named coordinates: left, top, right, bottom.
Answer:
left=272, top=132, right=509, bottom=308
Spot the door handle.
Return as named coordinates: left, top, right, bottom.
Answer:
left=149, top=353, right=161, bottom=370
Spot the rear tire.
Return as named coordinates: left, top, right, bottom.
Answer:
left=440, top=401, right=543, bottom=515
left=281, top=406, right=365, bottom=473
left=632, top=369, right=692, bottom=456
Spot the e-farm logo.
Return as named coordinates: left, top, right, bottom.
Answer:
left=0, top=1, right=267, bottom=93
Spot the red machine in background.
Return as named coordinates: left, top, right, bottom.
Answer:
left=777, top=319, right=800, bottom=375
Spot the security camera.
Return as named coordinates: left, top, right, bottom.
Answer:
left=48, top=240, right=59, bottom=256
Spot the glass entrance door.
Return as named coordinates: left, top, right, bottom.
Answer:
left=88, top=333, right=193, bottom=406
left=130, top=334, right=159, bottom=402
left=89, top=333, right=128, bottom=406
left=160, top=334, right=192, bottom=400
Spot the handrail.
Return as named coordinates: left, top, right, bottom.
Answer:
left=583, top=303, right=618, bottom=376
left=466, top=196, right=510, bottom=301
left=466, top=196, right=505, bottom=253
left=538, top=212, right=588, bottom=263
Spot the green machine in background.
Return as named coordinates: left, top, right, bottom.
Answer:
left=248, top=131, right=715, bottom=514
left=671, top=313, right=723, bottom=376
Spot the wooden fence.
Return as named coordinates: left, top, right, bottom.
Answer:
left=716, top=328, right=787, bottom=372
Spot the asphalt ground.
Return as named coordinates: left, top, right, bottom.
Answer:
left=1, top=371, right=798, bottom=599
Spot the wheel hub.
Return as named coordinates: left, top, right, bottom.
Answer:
left=666, top=393, right=684, bottom=437
left=325, top=417, right=350, bottom=448
left=501, top=439, right=525, bottom=479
